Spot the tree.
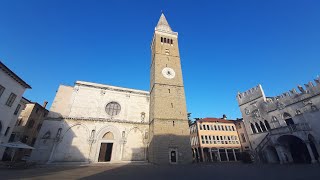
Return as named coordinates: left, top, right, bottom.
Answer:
left=187, top=113, right=193, bottom=126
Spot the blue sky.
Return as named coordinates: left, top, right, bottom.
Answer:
left=1, top=0, right=319, bottom=120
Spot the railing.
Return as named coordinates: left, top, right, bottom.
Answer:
left=269, top=123, right=311, bottom=135
left=255, top=133, right=270, bottom=154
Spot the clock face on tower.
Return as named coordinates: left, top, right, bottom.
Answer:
left=162, top=67, right=175, bottom=79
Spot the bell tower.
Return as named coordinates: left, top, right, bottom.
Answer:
left=148, top=13, right=192, bottom=164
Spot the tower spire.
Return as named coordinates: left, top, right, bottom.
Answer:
left=155, top=13, right=173, bottom=33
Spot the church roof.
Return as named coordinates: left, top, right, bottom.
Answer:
left=75, top=81, right=149, bottom=96
left=155, top=13, right=173, bottom=33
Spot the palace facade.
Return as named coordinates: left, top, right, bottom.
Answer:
left=237, top=79, right=320, bottom=164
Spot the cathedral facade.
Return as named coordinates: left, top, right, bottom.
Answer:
left=30, top=14, right=192, bottom=164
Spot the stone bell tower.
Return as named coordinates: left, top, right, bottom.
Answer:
left=148, top=13, right=192, bottom=164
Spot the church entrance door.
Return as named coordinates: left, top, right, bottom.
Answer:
left=98, top=143, right=113, bottom=162
left=169, top=149, right=178, bottom=164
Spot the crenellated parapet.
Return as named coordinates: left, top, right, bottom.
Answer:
left=263, top=77, right=320, bottom=112
left=237, top=77, right=320, bottom=110
left=237, top=84, right=266, bottom=106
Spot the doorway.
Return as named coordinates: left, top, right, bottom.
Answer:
left=169, top=149, right=178, bottom=164
left=285, top=118, right=294, bottom=126
left=98, top=143, right=113, bottom=162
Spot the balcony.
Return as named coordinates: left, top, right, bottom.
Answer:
left=269, top=123, right=311, bottom=135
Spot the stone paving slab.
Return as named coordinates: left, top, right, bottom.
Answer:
left=0, top=163, right=319, bottom=180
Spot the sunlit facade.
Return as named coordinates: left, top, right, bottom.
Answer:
left=190, top=117, right=241, bottom=162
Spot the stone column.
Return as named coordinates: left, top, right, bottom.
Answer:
left=217, top=149, right=221, bottom=162
left=305, top=141, right=317, bottom=164
left=209, top=148, right=213, bottom=162
left=311, top=141, right=320, bottom=162
left=225, top=149, right=229, bottom=161
left=233, top=149, right=237, bottom=161
left=275, top=145, right=285, bottom=164
left=283, top=146, right=293, bottom=163
left=120, top=139, right=127, bottom=161
left=200, top=148, right=205, bottom=162
left=194, top=149, right=198, bottom=162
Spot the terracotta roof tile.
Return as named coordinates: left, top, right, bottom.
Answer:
left=197, top=117, right=235, bottom=124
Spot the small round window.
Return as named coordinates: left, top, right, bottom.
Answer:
left=105, top=102, right=121, bottom=116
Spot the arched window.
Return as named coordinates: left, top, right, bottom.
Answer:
left=251, top=123, right=257, bottom=134
left=90, top=130, right=95, bottom=139
left=271, top=116, right=280, bottom=128
left=255, top=122, right=262, bottom=133
left=170, top=39, right=173, bottom=44
left=56, top=128, right=62, bottom=139
left=164, top=38, right=167, bottom=43
left=161, top=37, right=163, bottom=42
left=283, top=112, right=294, bottom=126
left=283, top=112, right=292, bottom=119
left=260, top=121, right=267, bottom=132
left=264, top=120, right=271, bottom=130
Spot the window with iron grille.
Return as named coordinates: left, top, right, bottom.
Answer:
left=105, top=102, right=121, bottom=116
left=6, top=93, right=17, bottom=107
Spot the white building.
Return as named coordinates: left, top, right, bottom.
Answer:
left=30, top=81, right=150, bottom=163
left=237, top=78, right=320, bottom=164
left=31, top=13, right=193, bottom=165
left=0, top=61, right=31, bottom=159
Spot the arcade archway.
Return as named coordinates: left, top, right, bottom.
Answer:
left=278, top=135, right=311, bottom=163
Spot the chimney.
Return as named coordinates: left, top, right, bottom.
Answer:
left=222, top=114, right=227, bottom=120
left=43, top=101, right=48, bottom=109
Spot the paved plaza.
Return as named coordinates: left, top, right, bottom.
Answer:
left=0, top=162, right=319, bottom=180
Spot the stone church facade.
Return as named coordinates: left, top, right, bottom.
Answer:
left=30, top=14, right=192, bottom=164
left=237, top=78, right=320, bottom=164
left=30, top=81, right=150, bottom=163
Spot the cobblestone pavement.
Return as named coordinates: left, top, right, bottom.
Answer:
left=0, top=162, right=319, bottom=180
